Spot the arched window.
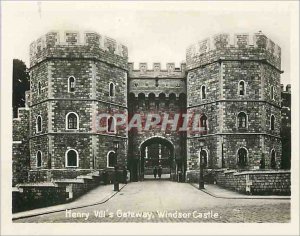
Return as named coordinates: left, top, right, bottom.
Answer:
left=237, top=112, right=247, bottom=129
left=107, top=151, right=116, bottom=168
left=36, top=115, right=42, bottom=133
left=270, top=115, right=275, bottom=130
left=107, top=116, right=116, bottom=133
left=109, top=82, right=115, bottom=97
left=238, top=80, right=246, bottom=95
left=66, top=112, right=79, bottom=130
left=36, top=151, right=42, bottom=168
left=68, top=76, right=75, bottom=92
left=200, top=149, right=208, bottom=168
left=271, top=86, right=275, bottom=100
left=237, top=148, right=248, bottom=168
left=270, top=150, right=276, bottom=169
left=201, top=85, right=206, bottom=99
left=199, top=115, right=208, bottom=131
left=38, top=82, right=42, bottom=95
left=65, top=149, right=78, bottom=167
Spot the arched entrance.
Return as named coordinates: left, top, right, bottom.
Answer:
left=139, top=137, right=175, bottom=180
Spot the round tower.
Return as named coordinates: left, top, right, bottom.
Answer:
left=185, top=32, right=282, bottom=181
left=29, top=31, right=128, bottom=176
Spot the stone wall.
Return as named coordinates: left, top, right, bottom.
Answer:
left=12, top=142, right=30, bottom=186
left=13, top=185, right=67, bottom=213
left=187, top=136, right=219, bottom=171
left=96, top=135, right=127, bottom=169
left=281, top=84, right=291, bottom=169
left=13, top=169, right=127, bottom=213
left=12, top=108, right=30, bottom=186
left=215, top=169, right=290, bottom=195
left=29, top=136, right=49, bottom=169
left=28, top=169, right=91, bottom=182
left=187, top=63, right=220, bottom=106
left=186, top=169, right=290, bottom=195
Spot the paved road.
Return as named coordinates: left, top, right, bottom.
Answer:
left=14, top=181, right=290, bottom=223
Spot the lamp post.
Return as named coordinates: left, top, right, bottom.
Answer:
left=113, top=139, right=119, bottom=191
left=199, top=139, right=205, bottom=189
left=221, top=142, right=225, bottom=168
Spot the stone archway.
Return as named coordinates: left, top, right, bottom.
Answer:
left=139, top=136, right=175, bottom=180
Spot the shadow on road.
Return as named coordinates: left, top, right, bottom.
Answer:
left=143, top=174, right=170, bottom=181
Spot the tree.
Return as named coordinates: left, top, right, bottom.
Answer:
left=13, top=59, right=30, bottom=118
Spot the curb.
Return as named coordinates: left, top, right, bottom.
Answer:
left=190, top=183, right=291, bottom=200
left=12, top=184, right=127, bottom=221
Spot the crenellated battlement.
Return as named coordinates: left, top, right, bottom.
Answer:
left=29, top=31, right=128, bottom=69
left=186, top=31, right=281, bottom=70
left=128, top=62, right=186, bottom=78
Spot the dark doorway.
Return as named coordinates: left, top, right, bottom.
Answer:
left=237, top=148, right=247, bottom=169
left=140, top=137, right=175, bottom=180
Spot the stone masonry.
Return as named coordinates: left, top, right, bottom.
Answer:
left=12, top=30, right=290, bottom=187
left=14, top=31, right=128, bottom=185
left=186, top=32, right=283, bottom=180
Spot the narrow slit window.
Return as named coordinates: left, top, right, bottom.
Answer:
left=271, top=86, right=275, bottom=100
left=107, top=116, right=116, bottom=133
left=36, top=151, right=42, bottom=168
left=201, top=86, right=206, bottom=99
left=36, top=116, right=42, bottom=133
left=109, top=83, right=115, bottom=97
left=68, top=77, right=75, bottom=92
left=38, top=82, right=41, bottom=95
left=270, top=115, right=275, bottom=130
left=239, top=81, right=245, bottom=95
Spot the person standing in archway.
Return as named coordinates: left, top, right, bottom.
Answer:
left=153, top=166, right=158, bottom=179
left=158, top=166, right=162, bottom=179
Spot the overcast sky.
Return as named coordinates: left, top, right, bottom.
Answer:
left=3, top=1, right=296, bottom=85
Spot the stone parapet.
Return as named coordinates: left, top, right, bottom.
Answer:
left=186, top=32, right=281, bottom=70
left=30, top=31, right=128, bottom=69
left=128, top=62, right=186, bottom=78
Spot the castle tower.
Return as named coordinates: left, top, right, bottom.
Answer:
left=186, top=32, right=282, bottom=180
left=28, top=31, right=128, bottom=174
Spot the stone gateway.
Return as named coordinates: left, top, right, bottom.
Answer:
left=13, top=30, right=289, bottom=188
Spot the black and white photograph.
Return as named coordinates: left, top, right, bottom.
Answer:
left=1, top=1, right=299, bottom=235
